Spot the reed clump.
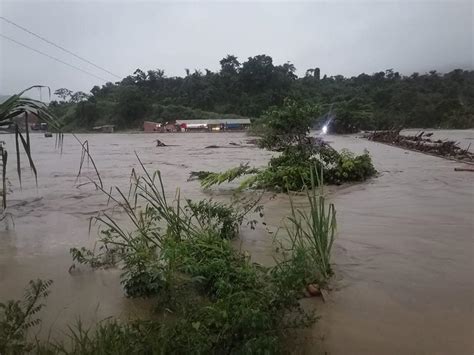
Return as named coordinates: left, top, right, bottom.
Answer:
left=2, top=163, right=338, bottom=353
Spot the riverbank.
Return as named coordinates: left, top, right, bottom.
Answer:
left=1, top=130, right=473, bottom=353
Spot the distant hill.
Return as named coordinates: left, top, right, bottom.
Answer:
left=49, top=54, right=474, bottom=131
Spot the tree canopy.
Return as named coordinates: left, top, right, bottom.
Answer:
left=50, top=55, right=474, bottom=131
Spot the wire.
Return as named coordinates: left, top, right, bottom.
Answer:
left=0, top=16, right=121, bottom=79
left=0, top=33, right=110, bottom=82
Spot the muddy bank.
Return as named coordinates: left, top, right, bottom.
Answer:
left=0, top=131, right=473, bottom=353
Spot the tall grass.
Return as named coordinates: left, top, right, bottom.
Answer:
left=2, top=161, right=333, bottom=353
left=0, top=86, right=63, bottom=209
left=71, top=156, right=263, bottom=296
left=286, top=165, right=336, bottom=283
left=64, top=162, right=318, bottom=353
left=74, top=139, right=103, bottom=189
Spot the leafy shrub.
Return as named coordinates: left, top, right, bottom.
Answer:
left=120, top=242, right=165, bottom=297
left=194, top=146, right=377, bottom=191
left=186, top=199, right=242, bottom=239
left=256, top=99, right=320, bottom=151
left=255, top=164, right=313, bottom=191
left=324, top=149, right=377, bottom=185
left=64, top=233, right=316, bottom=354
left=0, top=279, right=52, bottom=354
left=62, top=165, right=317, bottom=353
left=192, top=99, right=376, bottom=191
left=168, top=232, right=315, bottom=353
left=5, top=162, right=333, bottom=353
left=192, top=163, right=259, bottom=189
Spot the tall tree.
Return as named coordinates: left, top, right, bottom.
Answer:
left=54, top=88, right=73, bottom=102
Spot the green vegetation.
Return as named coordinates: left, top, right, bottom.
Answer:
left=0, top=86, right=62, bottom=209
left=1, top=163, right=339, bottom=353
left=193, top=100, right=377, bottom=191
left=286, top=168, right=336, bottom=282
left=53, top=98, right=250, bottom=132
left=195, top=148, right=376, bottom=191
left=0, top=279, right=52, bottom=354
left=49, top=56, right=473, bottom=131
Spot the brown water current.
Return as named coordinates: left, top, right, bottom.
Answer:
left=0, top=130, right=472, bottom=354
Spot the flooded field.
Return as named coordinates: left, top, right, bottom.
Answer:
left=0, top=130, right=473, bottom=354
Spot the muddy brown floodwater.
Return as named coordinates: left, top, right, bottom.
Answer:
left=0, top=130, right=473, bottom=354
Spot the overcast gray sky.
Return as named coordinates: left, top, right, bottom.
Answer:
left=0, top=0, right=472, bottom=99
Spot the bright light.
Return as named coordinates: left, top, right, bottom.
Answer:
left=322, top=125, right=328, bottom=135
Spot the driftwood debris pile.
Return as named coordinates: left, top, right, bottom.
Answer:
left=365, top=130, right=474, bottom=163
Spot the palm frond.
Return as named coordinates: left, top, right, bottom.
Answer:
left=0, top=86, right=62, bottom=208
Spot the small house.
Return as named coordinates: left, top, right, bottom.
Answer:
left=175, top=118, right=251, bottom=132
left=162, top=121, right=177, bottom=132
left=143, top=121, right=161, bottom=132
left=143, top=121, right=177, bottom=133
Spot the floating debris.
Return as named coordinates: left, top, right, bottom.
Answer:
left=454, top=167, right=474, bottom=172
left=306, top=283, right=322, bottom=297
left=156, top=139, right=167, bottom=147
left=365, top=130, right=474, bottom=163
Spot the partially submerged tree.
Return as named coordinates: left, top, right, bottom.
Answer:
left=192, top=100, right=377, bottom=191
left=257, top=98, right=320, bottom=151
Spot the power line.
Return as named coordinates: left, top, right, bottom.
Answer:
left=0, top=16, right=121, bottom=79
left=0, top=33, right=110, bottom=82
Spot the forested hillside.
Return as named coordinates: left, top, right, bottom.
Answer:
left=50, top=54, right=474, bottom=131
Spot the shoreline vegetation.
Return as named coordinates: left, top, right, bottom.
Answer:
left=1, top=162, right=335, bottom=354
left=191, top=100, right=377, bottom=191
left=0, top=86, right=63, bottom=209
left=47, top=55, right=473, bottom=133
left=1, top=96, right=371, bottom=353
left=0, top=56, right=472, bottom=353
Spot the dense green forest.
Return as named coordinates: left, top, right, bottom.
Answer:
left=49, top=54, right=474, bottom=132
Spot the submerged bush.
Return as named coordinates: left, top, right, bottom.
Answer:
left=5, top=215, right=316, bottom=353
left=3, top=226, right=320, bottom=354
left=0, top=279, right=52, bottom=354
left=186, top=198, right=246, bottom=239
left=63, top=163, right=317, bottom=353
left=167, top=232, right=314, bottom=353
left=2, top=159, right=340, bottom=353
left=193, top=145, right=377, bottom=191
left=194, top=99, right=377, bottom=191
left=71, top=163, right=263, bottom=298
left=69, top=233, right=317, bottom=353
left=324, top=149, right=376, bottom=184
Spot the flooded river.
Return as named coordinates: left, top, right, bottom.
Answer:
left=0, top=131, right=473, bottom=354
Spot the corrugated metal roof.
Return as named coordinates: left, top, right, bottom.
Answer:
left=176, top=118, right=251, bottom=125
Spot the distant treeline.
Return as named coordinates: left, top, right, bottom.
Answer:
left=50, top=54, right=474, bottom=131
